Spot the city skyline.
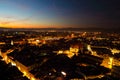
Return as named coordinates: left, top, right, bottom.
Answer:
left=0, top=0, right=120, bottom=28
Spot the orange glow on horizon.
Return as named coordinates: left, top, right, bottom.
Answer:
left=0, top=23, right=64, bottom=28
left=0, top=24, right=61, bottom=28
left=0, top=19, right=72, bottom=28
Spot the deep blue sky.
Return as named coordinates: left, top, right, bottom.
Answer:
left=0, top=0, right=119, bottom=28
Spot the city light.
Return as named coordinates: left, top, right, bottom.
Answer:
left=0, top=31, right=120, bottom=79
left=61, top=71, right=66, bottom=76
left=11, top=62, right=16, bottom=66
left=18, top=66, right=21, bottom=70
left=108, top=57, right=113, bottom=69
left=58, top=50, right=63, bottom=54
left=36, top=40, right=40, bottom=43
left=23, top=71, right=27, bottom=76
left=31, top=77, right=36, bottom=80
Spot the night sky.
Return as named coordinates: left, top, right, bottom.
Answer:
left=0, top=0, right=120, bottom=28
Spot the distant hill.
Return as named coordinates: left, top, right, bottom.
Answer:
left=0, top=27, right=119, bottom=32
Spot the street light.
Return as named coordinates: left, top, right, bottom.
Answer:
left=61, top=71, right=66, bottom=77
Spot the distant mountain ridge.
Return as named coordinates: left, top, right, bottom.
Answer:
left=0, top=27, right=119, bottom=32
